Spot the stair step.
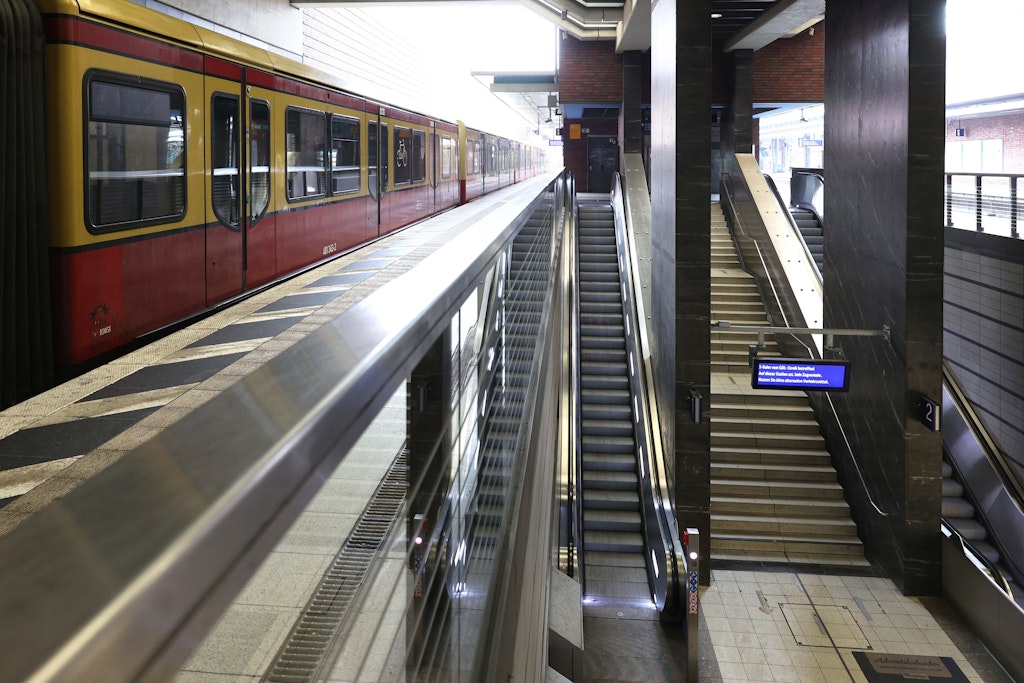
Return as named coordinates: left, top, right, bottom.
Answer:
left=712, top=445, right=831, bottom=466
left=583, top=470, right=639, bottom=491
left=712, top=416, right=822, bottom=435
left=711, top=462, right=838, bottom=483
left=584, top=509, right=642, bottom=532
left=712, top=533, right=864, bottom=556
left=583, top=489, right=641, bottom=511
left=942, top=496, right=975, bottom=518
left=712, top=478, right=845, bottom=499
left=712, top=514, right=859, bottom=537
left=583, top=530, right=645, bottom=554
left=711, top=431, right=827, bottom=449
left=712, top=495, right=853, bottom=517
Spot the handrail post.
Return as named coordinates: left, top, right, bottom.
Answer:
left=1011, top=177, right=1019, bottom=239
left=976, top=175, right=984, bottom=231
left=684, top=528, right=700, bottom=683
left=945, top=173, right=953, bottom=227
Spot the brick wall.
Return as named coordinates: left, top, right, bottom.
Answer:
left=752, top=22, right=825, bottom=103
left=946, top=111, right=1024, bottom=173
left=559, top=37, right=623, bottom=103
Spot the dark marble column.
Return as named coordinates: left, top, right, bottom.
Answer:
left=622, top=51, right=645, bottom=156
left=721, top=49, right=753, bottom=174
left=650, top=0, right=712, bottom=583
left=820, top=0, right=945, bottom=595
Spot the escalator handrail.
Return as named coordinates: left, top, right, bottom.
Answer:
left=610, top=172, right=685, bottom=615
left=944, top=363, right=1024, bottom=507
left=762, top=173, right=823, bottom=287
left=941, top=521, right=1015, bottom=599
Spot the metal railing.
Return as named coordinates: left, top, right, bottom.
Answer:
left=944, top=172, right=1023, bottom=238
left=0, top=171, right=567, bottom=683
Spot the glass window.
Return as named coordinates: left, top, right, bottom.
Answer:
left=86, top=73, right=186, bottom=231
left=412, top=129, right=426, bottom=183
left=441, top=136, right=453, bottom=179
left=331, top=114, right=360, bottom=195
left=471, top=140, right=482, bottom=174
left=250, top=99, right=271, bottom=222
left=211, top=94, right=239, bottom=227
left=394, top=126, right=412, bottom=185
left=286, top=107, right=326, bottom=201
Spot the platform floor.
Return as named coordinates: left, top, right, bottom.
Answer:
left=0, top=175, right=555, bottom=535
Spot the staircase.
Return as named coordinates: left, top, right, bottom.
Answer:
left=710, top=202, right=867, bottom=566
left=576, top=197, right=648, bottom=592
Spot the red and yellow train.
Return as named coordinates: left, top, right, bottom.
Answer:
left=39, top=0, right=545, bottom=370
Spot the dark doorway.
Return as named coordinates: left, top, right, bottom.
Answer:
left=587, top=136, right=618, bottom=193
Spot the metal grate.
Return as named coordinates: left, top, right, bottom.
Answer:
left=262, top=449, right=409, bottom=683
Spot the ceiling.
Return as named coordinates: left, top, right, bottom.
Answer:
left=517, top=0, right=823, bottom=50
left=293, top=0, right=825, bottom=142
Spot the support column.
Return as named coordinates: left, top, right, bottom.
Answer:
left=822, top=0, right=945, bottom=594
left=650, top=0, right=712, bottom=584
left=722, top=49, right=753, bottom=173
left=621, top=50, right=644, bottom=156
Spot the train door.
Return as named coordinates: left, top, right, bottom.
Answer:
left=245, top=95, right=273, bottom=287
left=431, top=127, right=439, bottom=210
left=206, top=73, right=275, bottom=302
left=367, top=109, right=390, bottom=239
left=206, top=80, right=246, bottom=303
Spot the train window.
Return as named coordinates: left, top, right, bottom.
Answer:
left=394, top=126, right=412, bottom=185
left=331, top=114, right=360, bottom=195
left=85, top=73, right=186, bottom=231
left=285, top=107, right=326, bottom=201
left=412, top=130, right=426, bottom=183
left=471, top=140, right=482, bottom=174
left=441, top=136, right=453, bottom=179
left=250, top=99, right=271, bottom=222
left=211, top=94, right=240, bottom=228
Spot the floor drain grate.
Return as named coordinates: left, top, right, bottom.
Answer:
left=262, top=449, right=408, bottom=682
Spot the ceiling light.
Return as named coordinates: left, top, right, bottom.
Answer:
left=711, top=13, right=723, bottom=19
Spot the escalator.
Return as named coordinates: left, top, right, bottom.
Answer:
left=790, top=208, right=823, bottom=272
left=576, top=198, right=648, bottom=591
left=557, top=177, right=696, bottom=680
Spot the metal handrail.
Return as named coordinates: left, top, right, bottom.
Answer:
left=941, top=522, right=1015, bottom=599
left=762, top=173, right=823, bottom=286
left=0, top=171, right=565, bottom=683
left=944, top=363, right=1024, bottom=506
left=944, top=172, right=1022, bottom=238
left=720, top=174, right=896, bottom=518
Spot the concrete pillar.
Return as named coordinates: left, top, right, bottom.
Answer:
left=722, top=49, right=753, bottom=172
left=821, top=0, right=945, bottom=595
left=621, top=51, right=645, bottom=156
left=650, top=0, right=712, bottom=583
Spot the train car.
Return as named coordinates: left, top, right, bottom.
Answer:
left=37, top=0, right=543, bottom=371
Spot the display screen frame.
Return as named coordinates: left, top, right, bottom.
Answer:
left=750, top=357, right=852, bottom=392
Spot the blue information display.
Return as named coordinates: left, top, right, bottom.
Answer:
left=751, top=358, right=851, bottom=392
